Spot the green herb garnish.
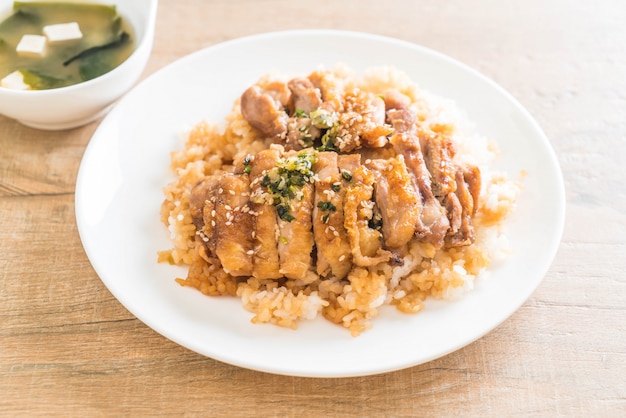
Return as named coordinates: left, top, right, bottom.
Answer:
left=310, top=108, right=337, bottom=129
left=243, top=154, right=253, bottom=174
left=368, top=217, right=383, bottom=230
left=20, top=69, right=72, bottom=89
left=262, top=151, right=318, bottom=222
left=277, top=205, right=295, bottom=222
left=317, top=201, right=336, bottom=212
left=317, top=123, right=339, bottom=151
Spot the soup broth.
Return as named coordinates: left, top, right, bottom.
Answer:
left=0, top=1, right=135, bottom=90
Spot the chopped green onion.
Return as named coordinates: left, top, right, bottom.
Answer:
left=261, top=151, right=318, bottom=222
left=277, top=205, right=295, bottom=222
left=310, top=108, right=337, bottom=129
left=317, top=201, right=336, bottom=212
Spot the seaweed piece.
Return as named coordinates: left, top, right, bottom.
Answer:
left=20, top=69, right=72, bottom=89
left=63, top=31, right=129, bottom=67
left=0, top=9, right=41, bottom=33
left=77, top=50, right=111, bottom=81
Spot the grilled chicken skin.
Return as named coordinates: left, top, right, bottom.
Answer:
left=366, top=156, right=422, bottom=250
left=338, top=154, right=392, bottom=266
left=312, top=152, right=352, bottom=279
left=204, top=173, right=254, bottom=276
left=248, top=146, right=282, bottom=279
left=387, top=106, right=449, bottom=248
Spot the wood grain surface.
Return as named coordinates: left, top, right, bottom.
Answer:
left=1, top=0, right=624, bottom=416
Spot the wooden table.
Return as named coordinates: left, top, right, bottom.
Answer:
left=2, top=0, right=624, bottom=416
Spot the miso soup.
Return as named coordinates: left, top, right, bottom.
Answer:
left=0, top=1, right=135, bottom=90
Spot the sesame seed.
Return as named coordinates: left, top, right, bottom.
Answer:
left=218, top=188, right=224, bottom=194
left=225, top=205, right=232, bottom=211
left=211, top=210, right=216, bottom=217
left=246, top=250, right=254, bottom=255
left=225, top=221, right=232, bottom=226
left=339, top=255, right=346, bottom=262
left=229, top=190, right=236, bottom=195
left=211, top=220, right=216, bottom=227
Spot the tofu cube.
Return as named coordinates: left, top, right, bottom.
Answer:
left=43, top=22, right=83, bottom=43
left=16, top=34, right=47, bottom=57
left=1, top=71, right=30, bottom=90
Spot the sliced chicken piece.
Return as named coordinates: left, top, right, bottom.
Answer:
left=333, top=90, right=393, bottom=152
left=382, top=89, right=411, bottom=112
left=445, top=164, right=481, bottom=246
left=338, top=154, right=392, bottom=266
left=188, top=176, right=222, bottom=264
left=366, top=156, right=421, bottom=250
left=285, top=115, right=320, bottom=151
left=308, top=69, right=345, bottom=112
left=288, top=77, right=322, bottom=113
left=358, top=93, right=391, bottom=148
left=443, top=192, right=463, bottom=236
left=445, top=168, right=476, bottom=246
left=240, top=81, right=291, bottom=139
left=419, top=130, right=458, bottom=198
left=388, top=109, right=449, bottom=248
left=312, top=152, right=352, bottom=279
left=260, top=149, right=317, bottom=281
left=189, top=176, right=218, bottom=231
left=211, top=174, right=254, bottom=276
left=248, top=146, right=282, bottom=279
left=386, top=107, right=416, bottom=135
left=462, top=164, right=481, bottom=217
left=419, top=129, right=482, bottom=247
left=276, top=182, right=315, bottom=280
left=282, top=78, right=326, bottom=151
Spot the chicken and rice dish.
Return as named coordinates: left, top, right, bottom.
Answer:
left=159, top=65, right=520, bottom=336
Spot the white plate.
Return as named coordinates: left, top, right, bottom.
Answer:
left=75, top=30, right=565, bottom=377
